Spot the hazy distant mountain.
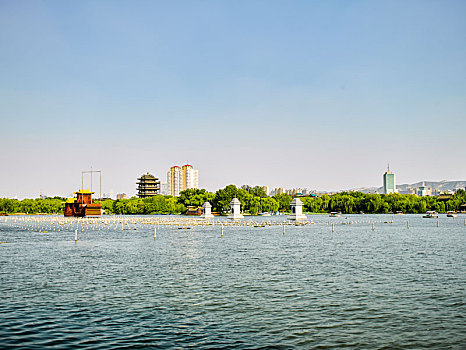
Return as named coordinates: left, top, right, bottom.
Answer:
left=353, top=180, right=466, bottom=194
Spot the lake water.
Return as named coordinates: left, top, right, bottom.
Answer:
left=1, top=214, right=465, bottom=349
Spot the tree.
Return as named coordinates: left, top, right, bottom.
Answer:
left=241, top=185, right=267, bottom=198
left=273, top=193, right=292, bottom=212
left=212, top=185, right=240, bottom=213
left=248, top=197, right=262, bottom=215
left=99, top=199, right=114, bottom=214
left=302, top=197, right=323, bottom=213
left=178, top=189, right=214, bottom=208
left=113, top=199, right=128, bottom=214
left=261, top=197, right=279, bottom=213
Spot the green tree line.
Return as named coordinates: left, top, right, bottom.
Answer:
left=0, top=197, right=65, bottom=214
left=1, top=188, right=465, bottom=215
left=300, top=190, right=466, bottom=214
left=99, top=196, right=185, bottom=215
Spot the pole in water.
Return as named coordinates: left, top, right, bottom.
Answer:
left=75, top=229, right=77, bottom=243
left=221, top=224, right=224, bottom=238
left=407, top=220, right=410, bottom=229
left=332, top=223, right=334, bottom=232
left=154, top=226, right=157, bottom=240
left=283, top=223, right=285, bottom=235
left=437, top=219, right=439, bottom=227
left=372, top=223, right=375, bottom=231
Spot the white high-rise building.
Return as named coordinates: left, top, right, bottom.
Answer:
left=262, top=185, right=269, bottom=196
left=167, top=164, right=199, bottom=196
left=417, top=182, right=431, bottom=197
left=160, top=183, right=169, bottom=195
left=383, top=164, right=396, bottom=194
left=167, top=166, right=181, bottom=196
left=182, top=164, right=199, bottom=191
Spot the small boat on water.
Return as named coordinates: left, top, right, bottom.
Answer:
left=395, top=211, right=404, bottom=215
left=446, top=211, right=457, bottom=218
left=259, top=212, right=271, bottom=216
left=423, top=211, right=438, bottom=218
left=329, top=212, right=340, bottom=217
left=185, top=206, right=202, bottom=216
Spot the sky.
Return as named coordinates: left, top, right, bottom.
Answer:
left=1, top=0, right=465, bottom=199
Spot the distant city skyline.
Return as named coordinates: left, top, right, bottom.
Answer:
left=1, top=1, right=465, bottom=199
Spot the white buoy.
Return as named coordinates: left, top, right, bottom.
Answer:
left=154, top=226, right=157, bottom=240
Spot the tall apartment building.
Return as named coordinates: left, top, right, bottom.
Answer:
left=262, top=185, right=269, bottom=196
left=274, top=188, right=284, bottom=195
left=159, top=183, right=169, bottom=195
left=182, top=164, right=199, bottom=191
left=383, top=165, right=396, bottom=194
left=167, top=166, right=182, bottom=197
left=167, top=164, right=199, bottom=196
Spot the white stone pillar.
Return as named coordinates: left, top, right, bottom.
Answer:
left=200, top=201, right=214, bottom=218
left=228, top=197, right=244, bottom=219
left=288, top=198, right=307, bottom=221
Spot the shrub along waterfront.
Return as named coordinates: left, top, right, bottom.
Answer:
left=0, top=197, right=65, bottom=214
left=1, top=187, right=465, bottom=215
left=300, top=190, right=466, bottom=214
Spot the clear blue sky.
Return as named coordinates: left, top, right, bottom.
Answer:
left=1, top=0, right=465, bottom=198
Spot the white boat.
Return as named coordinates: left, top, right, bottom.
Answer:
left=446, top=211, right=457, bottom=218
left=423, top=211, right=438, bottom=218
left=329, top=212, right=340, bottom=217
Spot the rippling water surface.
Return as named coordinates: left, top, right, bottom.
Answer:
left=1, top=214, right=465, bottom=349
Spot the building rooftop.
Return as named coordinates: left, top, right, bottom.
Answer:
left=137, top=173, right=158, bottom=180
left=74, top=189, right=94, bottom=194
left=230, top=197, right=241, bottom=205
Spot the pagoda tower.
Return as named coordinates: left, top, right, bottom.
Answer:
left=137, top=173, right=161, bottom=198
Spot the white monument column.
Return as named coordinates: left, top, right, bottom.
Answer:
left=288, top=198, right=307, bottom=221
left=200, top=201, right=214, bottom=218
left=227, top=197, right=244, bottom=219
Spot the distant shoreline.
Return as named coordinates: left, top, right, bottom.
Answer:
left=1, top=188, right=465, bottom=216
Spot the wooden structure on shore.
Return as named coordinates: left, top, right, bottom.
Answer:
left=64, top=190, right=102, bottom=217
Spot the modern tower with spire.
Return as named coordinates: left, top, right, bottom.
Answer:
left=383, top=164, right=396, bottom=194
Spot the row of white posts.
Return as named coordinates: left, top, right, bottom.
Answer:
left=201, top=198, right=306, bottom=221
left=71, top=219, right=450, bottom=243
